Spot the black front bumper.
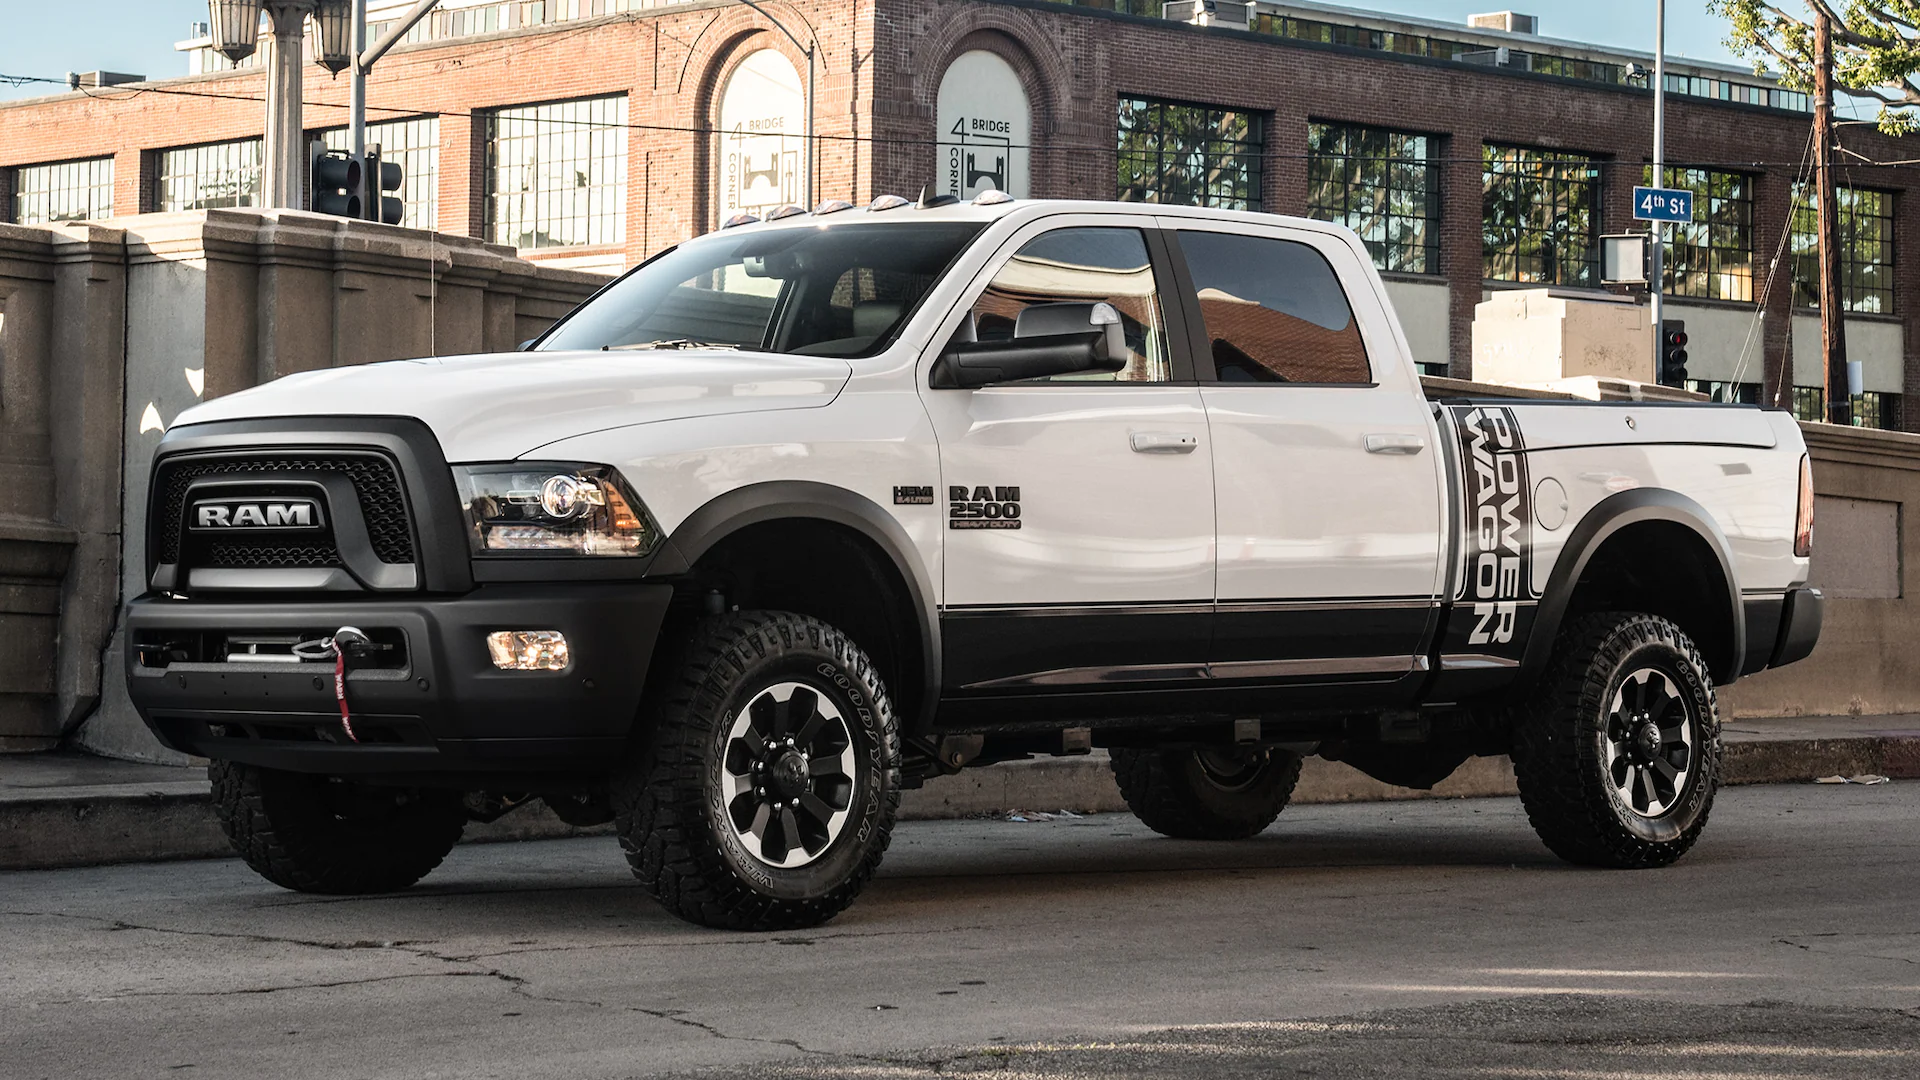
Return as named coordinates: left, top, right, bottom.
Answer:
left=125, top=583, right=675, bottom=780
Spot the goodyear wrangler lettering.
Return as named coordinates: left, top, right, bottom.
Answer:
left=1451, top=405, right=1535, bottom=649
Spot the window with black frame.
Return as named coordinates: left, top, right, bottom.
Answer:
left=1117, top=96, right=1264, bottom=211
left=158, top=139, right=263, bottom=212
left=11, top=157, right=114, bottom=224
left=1307, top=122, right=1440, bottom=275
left=1482, top=144, right=1602, bottom=286
left=1791, top=184, right=1895, bottom=313
left=1646, top=166, right=1754, bottom=303
left=486, top=95, right=628, bottom=250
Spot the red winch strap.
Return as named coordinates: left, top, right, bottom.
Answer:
left=333, top=644, right=358, bottom=743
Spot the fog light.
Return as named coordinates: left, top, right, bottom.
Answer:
left=487, top=630, right=569, bottom=671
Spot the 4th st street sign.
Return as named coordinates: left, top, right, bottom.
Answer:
left=1633, top=186, right=1695, bottom=222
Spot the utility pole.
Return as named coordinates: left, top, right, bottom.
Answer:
left=349, top=0, right=366, bottom=206
left=260, top=0, right=316, bottom=208
left=1814, top=9, right=1851, bottom=425
left=1650, top=0, right=1666, bottom=365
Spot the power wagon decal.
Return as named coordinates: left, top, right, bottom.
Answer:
left=1442, top=405, right=1538, bottom=663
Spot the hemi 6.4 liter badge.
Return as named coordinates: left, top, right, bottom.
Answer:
left=893, top=485, right=935, bottom=505
left=189, top=498, right=324, bottom=530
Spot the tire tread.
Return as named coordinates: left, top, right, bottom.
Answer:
left=1511, top=611, right=1720, bottom=869
left=612, top=611, right=901, bottom=931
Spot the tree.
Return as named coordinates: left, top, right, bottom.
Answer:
left=1712, top=1, right=1920, bottom=133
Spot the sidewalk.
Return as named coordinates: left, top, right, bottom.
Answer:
left=4, top=715, right=1915, bottom=871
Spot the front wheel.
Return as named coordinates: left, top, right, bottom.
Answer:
left=209, top=761, right=467, bottom=894
left=613, top=612, right=900, bottom=931
left=1511, top=612, right=1721, bottom=868
left=1110, top=746, right=1303, bottom=840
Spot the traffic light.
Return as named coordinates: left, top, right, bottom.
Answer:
left=309, top=148, right=362, bottom=218
left=364, top=144, right=404, bottom=226
left=1659, top=319, right=1689, bottom=387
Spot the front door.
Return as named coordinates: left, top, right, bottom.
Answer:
left=1164, top=222, right=1447, bottom=685
left=919, top=217, right=1215, bottom=704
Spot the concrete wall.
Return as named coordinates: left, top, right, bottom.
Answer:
left=1723, top=423, right=1920, bottom=718
left=0, top=210, right=606, bottom=760
left=1382, top=278, right=1450, bottom=372
left=1791, top=314, right=1904, bottom=393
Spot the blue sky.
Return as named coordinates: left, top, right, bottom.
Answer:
left=0, top=1, right=1756, bottom=102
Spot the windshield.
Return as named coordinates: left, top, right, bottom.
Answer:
left=537, top=221, right=987, bottom=357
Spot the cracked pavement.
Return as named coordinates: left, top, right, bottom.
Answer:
left=4, top=784, right=1918, bottom=1078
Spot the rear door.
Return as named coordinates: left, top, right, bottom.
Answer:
left=1164, top=221, right=1446, bottom=684
left=919, top=216, right=1216, bottom=700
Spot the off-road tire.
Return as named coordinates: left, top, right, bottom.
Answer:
left=613, top=611, right=901, bottom=931
left=1110, top=746, right=1304, bottom=840
left=209, top=760, right=467, bottom=894
left=1512, top=612, right=1721, bottom=869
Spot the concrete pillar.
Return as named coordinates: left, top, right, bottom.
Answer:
left=261, top=2, right=317, bottom=210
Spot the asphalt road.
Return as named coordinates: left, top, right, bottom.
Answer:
left=4, top=784, right=1917, bottom=1079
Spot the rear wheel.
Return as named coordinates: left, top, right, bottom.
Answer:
left=1511, top=612, right=1720, bottom=868
left=209, top=761, right=466, bottom=894
left=613, top=611, right=900, bottom=931
left=1110, top=746, right=1303, bottom=840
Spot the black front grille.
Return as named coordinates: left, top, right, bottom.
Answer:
left=203, top=541, right=343, bottom=569
left=155, top=453, right=414, bottom=565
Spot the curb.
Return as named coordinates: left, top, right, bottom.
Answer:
left=4, top=733, right=1915, bottom=872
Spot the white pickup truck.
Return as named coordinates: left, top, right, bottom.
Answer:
left=126, top=196, right=1822, bottom=930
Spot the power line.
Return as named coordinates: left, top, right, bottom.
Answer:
left=6, top=71, right=1920, bottom=171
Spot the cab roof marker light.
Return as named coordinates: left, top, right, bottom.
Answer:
left=720, top=212, right=762, bottom=229
left=812, top=199, right=853, bottom=216
left=868, top=194, right=910, bottom=212
left=765, top=204, right=807, bottom=221
left=973, top=189, right=1015, bottom=205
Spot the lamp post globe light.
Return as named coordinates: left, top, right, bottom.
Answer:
left=313, top=0, right=355, bottom=74
left=208, top=0, right=263, bottom=62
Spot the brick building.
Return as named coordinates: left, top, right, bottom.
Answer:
left=2, top=0, right=1913, bottom=427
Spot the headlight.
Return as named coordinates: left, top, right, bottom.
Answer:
left=454, top=463, right=662, bottom=556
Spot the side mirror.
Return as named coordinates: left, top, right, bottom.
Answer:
left=931, top=302, right=1127, bottom=389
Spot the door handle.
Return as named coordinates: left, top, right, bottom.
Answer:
left=1364, top=433, right=1426, bottom=455
left=1131, top=431, right=1199, bottom=454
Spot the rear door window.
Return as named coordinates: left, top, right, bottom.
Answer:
left=1176, top=231, right=1372, bottom=384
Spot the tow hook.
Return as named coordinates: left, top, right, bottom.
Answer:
left=293, top=627, right=372, bottom=743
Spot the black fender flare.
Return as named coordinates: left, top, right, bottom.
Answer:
left=648, top=481, right=941, bottom=732
left=1522, top=487, right=1744, bottom=685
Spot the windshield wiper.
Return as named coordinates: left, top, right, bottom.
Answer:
left=602, top=339, right=741, bottom=352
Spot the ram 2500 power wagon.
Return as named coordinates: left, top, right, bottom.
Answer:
left=126, top=195, right=1823, bottom=930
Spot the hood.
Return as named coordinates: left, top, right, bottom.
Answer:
left=171, top=350, right=853, bottom=461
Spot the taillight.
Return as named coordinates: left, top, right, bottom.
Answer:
left=1794, top=454, right=1814, bottom=558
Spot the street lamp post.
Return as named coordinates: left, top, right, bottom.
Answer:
left=260, top=1, right=317, bottom=209
left=731, top=0, right=815, bottom=208
left=1650, top=0, right=1666, bottom=366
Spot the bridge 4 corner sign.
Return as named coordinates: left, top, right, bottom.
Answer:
left=935, top=51, right=1031, bottom=200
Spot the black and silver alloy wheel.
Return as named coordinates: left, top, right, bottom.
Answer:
left=1513, top=611, right=1720, bottom=869
left=722, top=681, right=858, bottom=869
left=1603, top=668, right=1696, bottom=818
left=614, top=611, right=900, bottom=931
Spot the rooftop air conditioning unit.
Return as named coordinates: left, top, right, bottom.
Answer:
left=1468, top=11, right=1539, bottom=35
left=1164, top=0, right=1253, bottom=32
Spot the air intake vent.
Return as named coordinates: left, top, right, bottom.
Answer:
left=1468, top=11, right=1539, bottom=35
